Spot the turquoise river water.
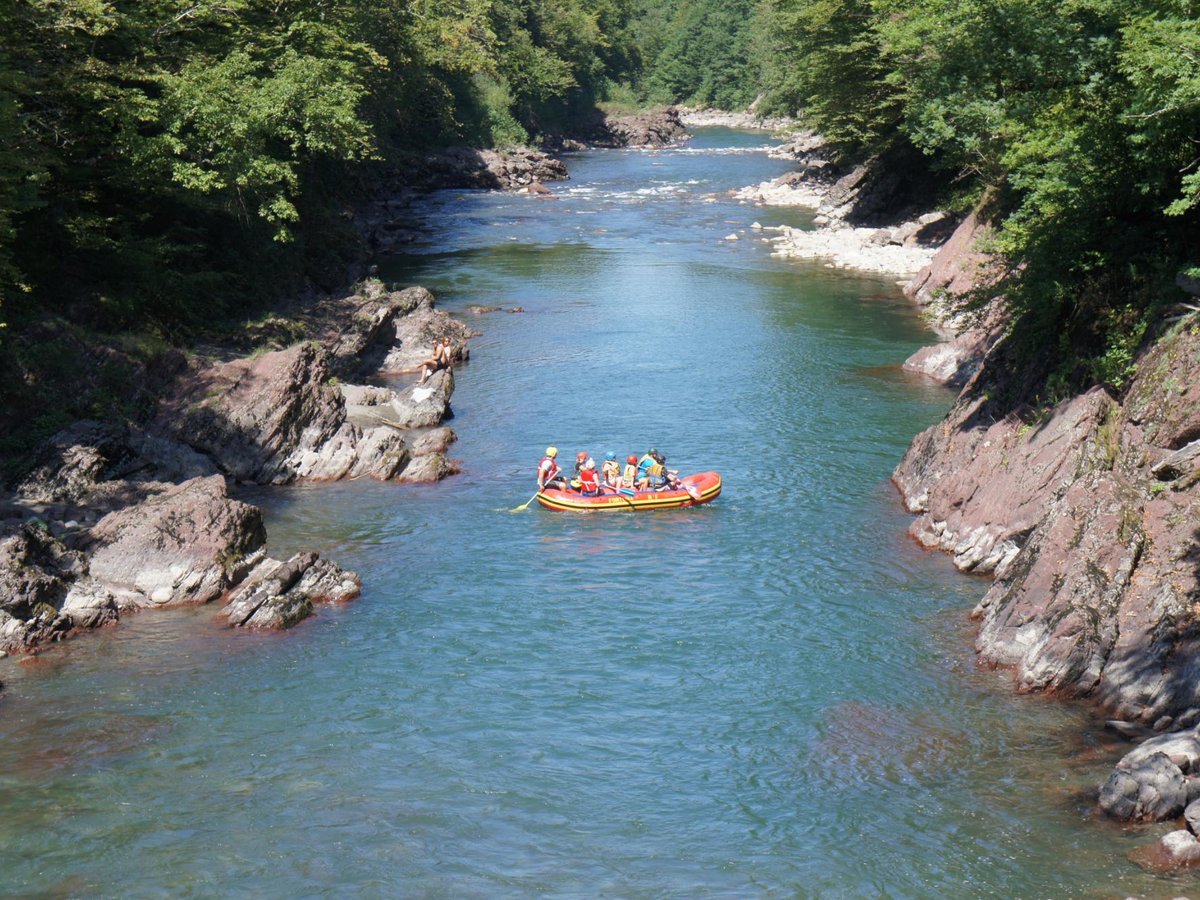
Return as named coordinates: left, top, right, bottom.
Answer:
left=0, top=129, right=1190, bottom=897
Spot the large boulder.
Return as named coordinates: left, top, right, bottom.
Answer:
left=165, top=342, right=437, bottom=485
left=1099, top=751, right=1187, bottom=821
left=327, top=284, right=433, bottom=378
left=374, top=307, right=474, bottom=375
left=169, top=343, right=346, bottom=484
left=86, top=475, right=265, bottom=607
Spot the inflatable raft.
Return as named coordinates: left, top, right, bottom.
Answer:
left=536, top=471, right=722, bottom=512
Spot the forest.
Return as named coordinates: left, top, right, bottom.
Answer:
left=0, top=0, right=1197, bottom=446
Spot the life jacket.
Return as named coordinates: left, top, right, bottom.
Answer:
left=538, top=456, right=560, bottom=484
left=579, top=466, right=600, bottom=494
left=602, top=459, right=620, bottom=484
left=621, top=463, right=637, bottom=488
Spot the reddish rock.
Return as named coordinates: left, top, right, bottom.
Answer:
left=86, top=475, right=265, bottom=607
left=896, top=386, right=1118, bottom=574
left=905, top=210, right=998, bottom=307
left=973, top=471, right=1144, bottom=694
left=901, top=212, right=1006, bottom=386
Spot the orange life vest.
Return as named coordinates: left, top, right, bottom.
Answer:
left=579, top=466, right=600, bottom=493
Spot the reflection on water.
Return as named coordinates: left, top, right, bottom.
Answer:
left=0, top=129, right=1181, bottom=897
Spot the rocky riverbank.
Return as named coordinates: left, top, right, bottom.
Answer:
left=0, top=279, right=470, bottom=656
left=890, top=195, right=1200, bottom=866
left=733, top=134, right=957, bottom=279
left=544, top=106, right=689, bottom=151
left=677, top=106, right=795, bottom=131
left=753, top=124, right=1200, bottom=866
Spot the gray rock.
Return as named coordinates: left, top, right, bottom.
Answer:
left=1099, top=751, right=1187, bottom=821
left=1151, top=439, right=1200, bottom=482
left=14, top=421, right=134, bottom=504
left=389, top=370, right=454, bottom=429
left=225, top=553, right=314, bottom=628
left=375, top=307, right=473, bottom=375
left=1118, top=731, right=1200, bottom=774
left=398, top=452, right=456, bottom=484
left=1160, top=829, right=1200, bottom=865
left=87, top=475, right=265, bottom=606
left=1186, top=798, right=1200, bottom=833
left=346, top=427, right=410, bottom=481
left=408, top=426, right=456, bottom=457
left=224, top=551, right=359, bottom=630
left=60, top=579, right=118, bottom=630
left=327, top=285, right=431, bottom=377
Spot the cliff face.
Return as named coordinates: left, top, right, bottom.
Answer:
left=895, top=220, right=1200, bottom=728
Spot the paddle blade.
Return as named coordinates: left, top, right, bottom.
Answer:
left=511, top=490, right=541, bottom=512
left=682, top=481, right=702, bottom=501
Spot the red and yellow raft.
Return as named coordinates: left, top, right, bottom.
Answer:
left=536, top=471, right=722, bottom=512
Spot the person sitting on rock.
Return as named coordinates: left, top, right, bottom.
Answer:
left=418, top=337, right=453, bottom=385
left=537, top=446, right=567, bottom=492
left=601, top=451, right=621, bottom=490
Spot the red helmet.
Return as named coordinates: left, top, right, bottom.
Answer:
left=576, top=451, right=588, bottom=461
left=626, top=454, right=637, bottom=465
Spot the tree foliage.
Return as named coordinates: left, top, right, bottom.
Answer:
left=0, top=0, right=637, bottom=331
left=627, top=0, right=760, bottom=110
left=758, top=0, right=1200, bottom=391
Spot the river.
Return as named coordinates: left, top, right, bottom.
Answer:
left=0, top=129, right=1185, bottom=897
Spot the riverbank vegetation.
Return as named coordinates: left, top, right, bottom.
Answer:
left=618, top=0, right=1200, bottom=398
left=0, top=0, right=641, bottom=460
left=751, top=0, right=1200, bottom=398
left=1, top=0, right=1198, bottom=462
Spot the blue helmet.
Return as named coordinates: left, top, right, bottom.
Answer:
left=605, top=451, right=616, bottom=460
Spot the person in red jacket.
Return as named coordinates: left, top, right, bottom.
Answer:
left=537, top=447, right=567, bottom=491
left=577, top=458, right=601, bottom=496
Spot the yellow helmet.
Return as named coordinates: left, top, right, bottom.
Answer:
left=546, top=446, right=558, bottom=458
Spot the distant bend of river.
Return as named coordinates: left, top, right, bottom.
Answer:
left=0, top=129, right=1179, bottom=897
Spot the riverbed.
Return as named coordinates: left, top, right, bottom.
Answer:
left=0, top=129, right=1185, bottom=896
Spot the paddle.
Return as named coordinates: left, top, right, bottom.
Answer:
left=511, top=488, right=542, bottom=512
